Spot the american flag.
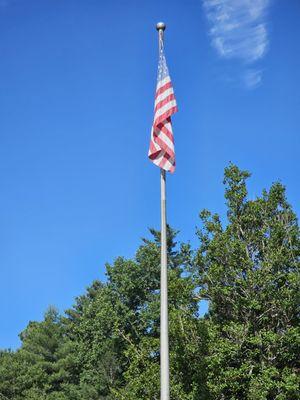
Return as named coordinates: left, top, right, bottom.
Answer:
left=148, top=39, right=177, bottom=173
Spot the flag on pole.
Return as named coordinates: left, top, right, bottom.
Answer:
left=148, top=37, right=178, bottom=173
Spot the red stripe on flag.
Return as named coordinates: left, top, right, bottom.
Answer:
left=154, top=106, right=178, bottom=127
left=153, top=132, right=175, bottom=159
left=155, top=81, right=172, bottom=99
left=154, top=93, right=176, bottom=113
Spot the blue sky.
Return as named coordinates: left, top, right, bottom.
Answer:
left=0, top=0, right=299, bottom=349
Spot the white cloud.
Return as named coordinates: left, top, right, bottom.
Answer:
left=203, top=0, right=271, bottom=88
left=243, top=69, right=263, bottom=89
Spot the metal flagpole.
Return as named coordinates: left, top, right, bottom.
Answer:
left=156, top=21, right=170, bottom=400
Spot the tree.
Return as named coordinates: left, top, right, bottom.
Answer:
left=112, top=227, right=210, bottom=400
left=0, top=307, right=78, bottom=400
left=1, top=164, right=298, bottom=400
left=196, top=164, right=300, bottom=400
left=63, top=227, right=209, bottom=400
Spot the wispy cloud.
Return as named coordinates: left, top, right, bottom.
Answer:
left=243, top=69, right=263, bottom=89
left=203, top=0, right=271, bottom=88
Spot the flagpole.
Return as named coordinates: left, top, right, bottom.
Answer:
left=156, top=21, right=170, bottom=400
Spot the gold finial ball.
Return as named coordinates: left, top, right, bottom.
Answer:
left=156, top=22, right=166, bottom=31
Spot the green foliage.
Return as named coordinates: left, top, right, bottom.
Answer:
left=111, top=228, right=209, bottom=400
left=0, top=164, right=299, bottom=400
left=197, top=163, right=300, bottom=399
left=0, top=307, right=79, bottom=400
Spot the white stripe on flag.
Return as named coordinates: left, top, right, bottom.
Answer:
left=155, top=88, right=174, bottom=106
left=154, top=99, right=177, bottom=121
left=156, top=76, right=171, bottom=90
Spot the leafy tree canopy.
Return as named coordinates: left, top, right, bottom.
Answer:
left=0, top=164, right=299, bottom=400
